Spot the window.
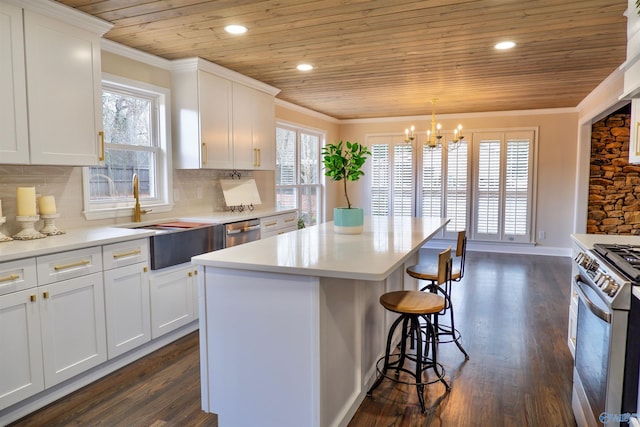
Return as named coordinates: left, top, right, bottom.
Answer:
left=276, top=123, right=324, bottom=226
left=367, top=129, right=536, bottom=244
left=83, top=74, right=171, bottom=219
left=473, top=131, right=534, bottom=242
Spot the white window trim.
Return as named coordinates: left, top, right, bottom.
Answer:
left=82, top=73, right=173, bottom=221
left=275, top=120, right=325, bottom=225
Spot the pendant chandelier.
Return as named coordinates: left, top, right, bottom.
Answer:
left=404, top=99, right=464, bottom=149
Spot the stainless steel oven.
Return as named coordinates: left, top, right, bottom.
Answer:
left=572, top=247, right=640, bottom=427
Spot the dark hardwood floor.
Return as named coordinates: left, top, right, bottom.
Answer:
left=9, top=251, right=574, bottom=427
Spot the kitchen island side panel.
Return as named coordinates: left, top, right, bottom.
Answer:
left=200, top=268, right=320, bottom=427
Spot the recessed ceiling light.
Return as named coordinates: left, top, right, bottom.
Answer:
left=495, top=41, right=516, bottom=50
left=225, top=25, right=247, bottom=34
left=296, top=64, right=314, bottom=71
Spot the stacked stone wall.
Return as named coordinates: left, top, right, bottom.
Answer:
left=587, top=112, right=635, bottom=234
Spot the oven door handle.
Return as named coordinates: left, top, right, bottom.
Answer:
left=574, top=275, right=612, bottom=324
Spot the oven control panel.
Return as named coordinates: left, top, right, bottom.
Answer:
left=574, top=250, right=631, bottom=309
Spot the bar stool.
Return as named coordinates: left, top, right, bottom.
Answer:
left=406, top=245, right=469, bottom=360
left=367, top=290, right=450, bottom=413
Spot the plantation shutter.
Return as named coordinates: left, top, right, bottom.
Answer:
left=476, top=138, right=501, bottom=239
left=421, top=144, right=442, bottom=218
left=370, top=143, right=390, bottom=216
left=445, top=140, right=468, bottom=234
left=393, top=144, right=414, bottom=216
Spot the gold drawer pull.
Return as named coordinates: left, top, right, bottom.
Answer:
left=0, top=273, right=19, bottom=283
left=43, top=291, right=49, bottom=299
left=30, top=294, right=36, bottom=302
left=54, top=260, right=90, bottom=271
left=284, top=218, right=295, bottom=223
left=113, top=249, right=142, bottom=259
left=264, top=221, right=277, bottom=227
left=188, top=271, right=193, bottom=277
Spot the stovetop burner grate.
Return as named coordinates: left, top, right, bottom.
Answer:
left=593, top=243, right=640, bottom=282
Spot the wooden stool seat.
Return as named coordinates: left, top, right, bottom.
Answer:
left=368, top=290, right=449, bottom=413
left=380, top=290, right=445, bottom=315
left=406, top=263, right=462, bottom=282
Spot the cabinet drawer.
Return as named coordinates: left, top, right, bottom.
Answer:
left=261, top=212, right=298, bottom=233
left=36, top=246, right=102, bottom=285
left=102, top=238, right=149, bottom=270
left=0, top=258, right=37, bottom=296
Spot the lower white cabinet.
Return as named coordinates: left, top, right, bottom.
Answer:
left=102, top=239, right=150, bottom=359
left=260, top=211, right=298, bottom=238
left=103, top=263, right=150, bottom=359
left=0, top=288, right=44, bottom=410
left=39, top=272, right=107, bottom=388
left=149, top=263, right=198, bottom=338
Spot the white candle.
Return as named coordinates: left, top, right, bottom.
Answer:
left=39, top=195, right=57, bottom=215
left=17, top=187, right=37, bottom=217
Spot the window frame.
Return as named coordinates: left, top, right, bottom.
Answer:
left=275, top=121, right=325, bottom=226
left=82, top=73, right=173, bottom=220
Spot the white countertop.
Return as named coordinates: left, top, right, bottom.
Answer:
left=0, top=227, right=154, bottom=263
left=0, top=208, right=297, bottom=263
left=571, top=233, right=640, bottom=250
left=192, top=216, right=449, bottom=281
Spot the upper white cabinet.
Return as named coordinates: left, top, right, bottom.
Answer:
left=0, top=2, right=29, bottom=164
left=172, top=58, right=280, bottom=170
left=0, top=0, right=112, bottom=166
left=623, top=1, right=640, bottom=163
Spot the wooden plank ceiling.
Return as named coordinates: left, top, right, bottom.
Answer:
left=55, top=0, right=628, bottom=120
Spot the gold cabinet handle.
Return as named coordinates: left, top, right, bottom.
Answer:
left=202, top=143, right=208, bottom=165
left=264, top=221, right=277, bottom=227
left=30, top=294, right=36, bottom=302
left=53, top=259, right=90, bottom=271
left=284, top=218, right=295, bottom=223
left=254, top=148, right=261, bottom=167
left=43, top=291, right=49, bottom=299
left=188, top=271, right=193, bottom=277
left=0, top=273, right=19, bottom=283
left=143, top=266, right=148, bottom=273
left=98, top=131, right=105, bottom=161
left=113, top=249, right=142, bottom=259
left=194, top=270, right=198, bottom=276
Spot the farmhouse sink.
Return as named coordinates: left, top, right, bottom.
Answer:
left=131, top=221, right=224, bottom=269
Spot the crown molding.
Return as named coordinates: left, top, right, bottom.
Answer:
left=5, top=0, right=112, bottom=35
left=275, top=99, right=340, bottom=123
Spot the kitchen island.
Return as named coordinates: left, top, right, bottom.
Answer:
left=192, top=215, right=448, bottom=427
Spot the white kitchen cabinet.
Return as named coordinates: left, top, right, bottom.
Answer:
left=260, top=211, right=298, bottom=238
left=629, top=99, right=640, bottom=164
left=0, top=259, right=43, bottom=411
left=0, top=0, right=111, bottom=166
left=232, top=82, right=276, bottom=170
left=172, top=57, right=279, bottom=170
left=149, top=263, right=198, bottom=339
left=0, top=2, right=29, bottom=164
left=36, top=246, right=107, bottom=387
left=103, top=239, right=150, bottom=359
left=39, top=272, right=107, bottom=388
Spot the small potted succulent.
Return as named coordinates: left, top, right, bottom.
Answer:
left=322, top=140, right=371, bottom=234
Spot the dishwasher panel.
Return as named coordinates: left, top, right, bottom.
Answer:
left=225, top=218, right=260, bottom=247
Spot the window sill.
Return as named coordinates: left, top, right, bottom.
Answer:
left=83, top=203, right=174, bottom=221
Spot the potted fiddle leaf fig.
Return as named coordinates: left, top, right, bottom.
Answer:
left=322, top=140, right=371, bottom=234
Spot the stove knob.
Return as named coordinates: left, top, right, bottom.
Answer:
left=604, top=282, right=620, bottom=297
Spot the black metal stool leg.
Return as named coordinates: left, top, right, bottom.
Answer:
left=368, top=314, right=405, bottom=395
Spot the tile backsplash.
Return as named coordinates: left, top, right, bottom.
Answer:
left=0, top=165, right=275, bottom=236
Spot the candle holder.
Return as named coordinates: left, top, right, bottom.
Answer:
left=14, top=215, right=46, bottom=240
left=0, top=217, right=13, bottom=242
left=40, top=213, right=65, bottom=236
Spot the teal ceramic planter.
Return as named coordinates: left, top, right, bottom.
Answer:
left=333, top=207, right=364, bottom=234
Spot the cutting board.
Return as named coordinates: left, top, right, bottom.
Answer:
left=219, top=179, right=262, bottom=206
